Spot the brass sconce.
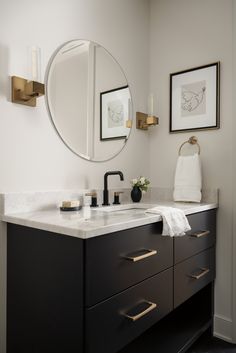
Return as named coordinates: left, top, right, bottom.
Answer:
left=136, top=93, right=159, bottom=130
left=11, top=76, right=45, bottom=107
left=136, top=112, right=159, bottom=130
left=11, top=46, right=44, bottom=107
left=126, top=119, right=132, bottom=128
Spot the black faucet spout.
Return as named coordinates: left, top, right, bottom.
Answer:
left=103, top=171, right=124, bottom=206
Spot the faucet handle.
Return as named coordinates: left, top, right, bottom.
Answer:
left=85, top=192, right=98, bottom=207
left=113, top=191, right=124, bottom=205
left=85, top=192, right=97, bottom=196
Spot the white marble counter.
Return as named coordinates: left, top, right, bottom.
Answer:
left=2, top=201, right=218, bottom=239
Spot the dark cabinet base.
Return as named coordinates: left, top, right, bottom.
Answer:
left=7, top=224, right=84, bottom=353
left=86, top=268, right=173, bottom=353
left=119, top=283, right=214, bottom=353
left=6, top=209, right=216, bottom=353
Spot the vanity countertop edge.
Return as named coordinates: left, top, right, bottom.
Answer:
left=1, top=202, right=218, bottom=239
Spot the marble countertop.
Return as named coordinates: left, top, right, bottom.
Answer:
left=2, top=201, right=218, bottom=239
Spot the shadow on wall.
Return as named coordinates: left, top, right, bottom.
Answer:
left=0, top=44, right=10, bottom=101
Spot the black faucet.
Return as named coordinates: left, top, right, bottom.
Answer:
left=102, top=171, right=124, bottom=206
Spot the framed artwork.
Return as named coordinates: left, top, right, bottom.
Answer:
left=170, top=62, right=220, bottom=133
left=100, top=86, right=130, bottom=141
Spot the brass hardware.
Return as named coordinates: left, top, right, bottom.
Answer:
left=190, top=230, right=210, bottom=238
left=146, top=115, right=158, bottom=125
left=189, top=267, right=210, bottom=280
left=11, top=76, right=45, bottom=107
left=124, top=301, right=157, bottom=322
left=136, top=112, right=148, bottom=130
left=124, top=249, right=157, bottom=262
left=113, top=191, right=124, bottom=205
left=85, top=192, right=97, bottom=197
left=178, top=136, right=200, bottom=155
left=85, top=191, right=98, bottom=207
left=114, top=191, right=124, bottom=196
left=189, top=136, right=198, bottom=144
left=126, top=119, right=132, bottom=128
left=136, top=112, right=159, bottom=130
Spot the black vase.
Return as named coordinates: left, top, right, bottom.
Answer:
left=131, top=186, right=142, bottom=202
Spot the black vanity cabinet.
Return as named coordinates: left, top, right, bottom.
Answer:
left=7, top=224, right=84, bottom=353
left=85, top=223, right=173, bottom=353
left=174, top=210, right=216, bottom=308
left=6, top=209, right=216, bottom=353
left=120, top=209, right=216, bottom=353
left=85, top=222, right=173, bottom=307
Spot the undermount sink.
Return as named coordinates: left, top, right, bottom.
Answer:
left=93, top=203, right=154, bottom=212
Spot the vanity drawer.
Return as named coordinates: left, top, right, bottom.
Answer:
left=174, top=247, right=215, bottom=308
left=174, top=210, right=216, bottom=264
left=86, top=268, right=173, bottom=353
left=85, top=223, right=173, bottom=306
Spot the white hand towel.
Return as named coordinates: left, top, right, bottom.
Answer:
left=145, top=206, right=191, bottom=237
left=173, top=153, right=202, bottom=203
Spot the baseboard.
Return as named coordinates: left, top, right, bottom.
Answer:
left=213, top=314, right=232, bottom=342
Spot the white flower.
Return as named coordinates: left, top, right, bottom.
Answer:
left=140, top=177, right=146, bottom=185
left=131, top=176, right=150, bottom=192
left=132, top=178, right=138, bottom=185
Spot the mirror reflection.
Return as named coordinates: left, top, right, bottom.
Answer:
left=46, top=39, right=132, bottom=161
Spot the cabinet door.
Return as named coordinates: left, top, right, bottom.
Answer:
left=85, top=223, right=173, bottom=306
left=174, top=247, right=215, bottom=308
left=86, top=268, right=173, bottom=353
left=174, top=210, right=216, bottom=264
left=7, top=224, right=83, bottom=353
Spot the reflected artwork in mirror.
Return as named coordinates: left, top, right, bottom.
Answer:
left=45, top=39, right=133, bottom=161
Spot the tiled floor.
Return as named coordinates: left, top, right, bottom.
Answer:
left=188, top=331, right=236, bottom=352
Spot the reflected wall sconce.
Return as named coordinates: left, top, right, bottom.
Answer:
left=126, top=119, right=132, bottom=128
left=136, top=93, right=159, bottom=130
left=11, top=46, right=45, bottom=107
left=125, top=98, right=133, bottom=128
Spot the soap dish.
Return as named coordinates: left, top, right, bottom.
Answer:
left=60, top=206, right=82, bottom=212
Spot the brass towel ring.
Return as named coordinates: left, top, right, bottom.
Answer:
left=178, top=136, right=200, bottom=156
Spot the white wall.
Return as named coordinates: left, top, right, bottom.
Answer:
left=0, top=0, right=150, bottom=193
left=149, top=0, right=234, bottom=341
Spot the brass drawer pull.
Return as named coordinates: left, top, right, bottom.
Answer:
left=190, top=230, right=210, bottom=238
left=124, top=249, right=157, bottom=262
left=124, top=301, right=157, bottom=322
left=189, top=267, right=210, bottom=280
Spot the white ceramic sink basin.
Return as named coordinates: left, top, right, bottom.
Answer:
left=93, top=203, right=154, bottom=212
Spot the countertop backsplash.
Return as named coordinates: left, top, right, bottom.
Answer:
left=0, top=187, right=218, bottom=215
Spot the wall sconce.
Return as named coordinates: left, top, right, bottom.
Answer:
left=136, top=94, right=159, bottom=130
left=136, top=112, right=159, bottom=130
left=11, top=76, right=44, bottom=107
left=11, top=46, right=45, bottom=107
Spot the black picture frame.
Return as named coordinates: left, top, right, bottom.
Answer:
left=170, top=62, right=220, bottom=133
left=100, top=85, right=130, bottom=141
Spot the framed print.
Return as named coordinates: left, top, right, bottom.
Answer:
left=170, top=62, right=220, bottom=133
left=100, top=86, right=131, bottom=141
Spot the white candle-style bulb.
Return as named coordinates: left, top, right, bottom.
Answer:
left=29, top=46, right=41, bottom=81
left=148, top=93, right=154, bottom=116
left=128, top=98, right=131, bottom=120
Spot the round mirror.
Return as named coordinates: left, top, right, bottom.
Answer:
left=45, top=39, right=133, bottom=161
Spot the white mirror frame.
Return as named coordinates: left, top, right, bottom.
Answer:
left=45, top=39, right=133, bottom=162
